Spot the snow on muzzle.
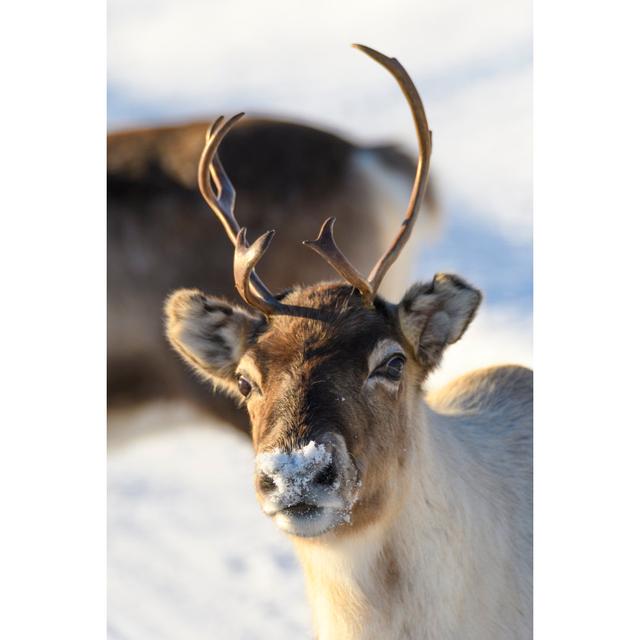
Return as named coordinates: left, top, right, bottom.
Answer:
left=254, top=436, right=360, bottom=537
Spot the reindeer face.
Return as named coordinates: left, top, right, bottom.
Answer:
left=238, top=287, right=411, bottom=537
left=165, top=276, right=481, bottom=538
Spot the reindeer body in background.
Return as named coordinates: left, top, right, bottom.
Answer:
left=165, top=45, right=532, bottom=639
left=109, top=115, right=437, bottom=435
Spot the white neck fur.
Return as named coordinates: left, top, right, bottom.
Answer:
left=292, top=401, right=530, bottom=640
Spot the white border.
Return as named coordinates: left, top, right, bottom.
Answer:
left=535, top=0, right=640, bottom=636
left=0, top=1, right=105, bottom=637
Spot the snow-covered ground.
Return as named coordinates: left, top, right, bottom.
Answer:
left=108, top=1, right=531, bottom=637
left=108, top=406, right=311, bottom=638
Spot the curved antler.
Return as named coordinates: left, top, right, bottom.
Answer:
left=197, top=114, right=281, bottom=312
left=302, top=45, right=432, bottom=304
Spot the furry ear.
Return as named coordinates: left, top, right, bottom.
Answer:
left=164, top=289, right=264, bottom=399
left=398, top=274, right=481, bottom=371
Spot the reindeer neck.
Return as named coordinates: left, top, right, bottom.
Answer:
left=291, top=401, right=479, bottom=640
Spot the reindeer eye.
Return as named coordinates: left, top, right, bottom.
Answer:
left=372, top=354, right=406, bottom=382
left=237, top=375, right=253, bottom=397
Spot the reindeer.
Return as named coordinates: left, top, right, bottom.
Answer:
left=108, top=101, right=437, bottom=436
left=164, top=45, right=532, bottom=640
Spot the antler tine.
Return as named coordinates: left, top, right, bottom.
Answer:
left=234, top=228, right=282, bottom=315
left=197, top=113, right=245, bottom=244
left=352, top=44, right=433, bottom=294
left=303, top=218, right=373, bottom=300
left=198, top=113, right=275, bottom=308
left=205, top=119, right=236, bottom=213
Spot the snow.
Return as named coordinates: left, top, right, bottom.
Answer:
left=108, top=1, right=531, bottom=637
left=108, top=408, right=312, bottom=639
left=256, top=442, right=333, bottom=504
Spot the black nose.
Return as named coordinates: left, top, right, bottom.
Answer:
left=313, top=461, right=337, bottom=487
left=258, top=472, right=277, bottom=494
left=258, top=461, right=337, bottom=495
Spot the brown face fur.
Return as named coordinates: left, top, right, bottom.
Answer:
left=165, top=275, right=481, bottom=538
left=238, top=284, right=420, bottom=533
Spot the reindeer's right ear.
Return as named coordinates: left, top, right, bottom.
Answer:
left=164, top=289, right=264, bottom=399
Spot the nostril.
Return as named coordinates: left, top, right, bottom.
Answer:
left=259, top=473, right=277, bottom=493
left=313, top=462, right=337, bottom=487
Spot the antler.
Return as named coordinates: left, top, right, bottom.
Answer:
left=197, top=114, right=282, bottom=313
left=302, top=218, right=373, bottom=299
left=197, top=44, right=431, bottom=315
left=302, top=44, right=432, bottom=304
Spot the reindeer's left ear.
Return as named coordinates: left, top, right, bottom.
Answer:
left=398, top=274, right=481, bottom=370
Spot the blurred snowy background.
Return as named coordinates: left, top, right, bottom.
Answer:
left=108, top=0, right=531, bottom=637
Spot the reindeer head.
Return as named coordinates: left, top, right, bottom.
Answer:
left=164, top=46, right=481, bottom=539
